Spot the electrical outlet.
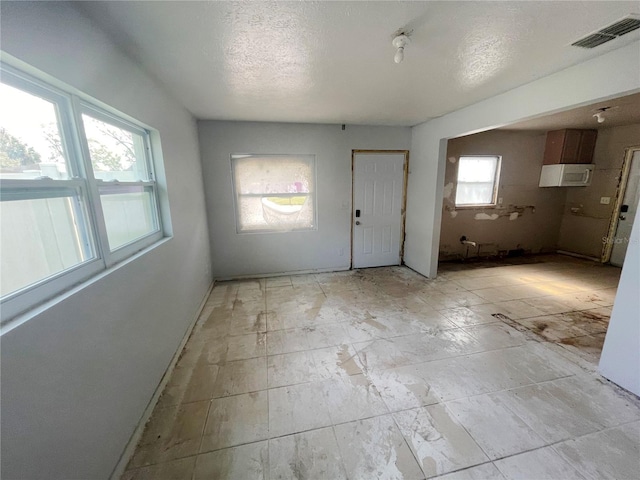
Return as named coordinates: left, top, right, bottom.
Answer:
left=600, top=197, right=611, bottom=205
left=498, top=197, right=503, bottom=205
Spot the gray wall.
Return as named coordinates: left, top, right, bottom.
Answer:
left=440, top=130, right=567, bottom=259
left=198, top=121, right=411, bottom=279
left=558, top=123, right=640, bottom=258
left=0, top=3, right=211, bottom=479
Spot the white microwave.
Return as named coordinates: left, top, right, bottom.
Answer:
left=539, top=164, right=594, bottom=187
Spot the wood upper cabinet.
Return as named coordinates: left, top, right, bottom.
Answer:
left=543, top=129, right=598, bottom=165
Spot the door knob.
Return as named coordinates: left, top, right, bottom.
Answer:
left=355, top=221, right=361, bottom=225
left=619, top=215, right=626, bottom=221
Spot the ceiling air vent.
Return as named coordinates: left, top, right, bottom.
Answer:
left=571, top=14, right=640, bottom=49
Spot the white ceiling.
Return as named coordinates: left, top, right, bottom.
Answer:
left=502, top=92, right=640, bottom=132
left=76, top=1, right=640, bottom=126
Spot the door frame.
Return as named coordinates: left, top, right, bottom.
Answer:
left=602, top=145, right=640, bottom=263
left=350, top=149, right=410, bottom=269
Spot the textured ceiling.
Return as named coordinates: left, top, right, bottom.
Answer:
left=503, top=92, right=640, bottom=132
left=76, top=1, right=640, bottom=126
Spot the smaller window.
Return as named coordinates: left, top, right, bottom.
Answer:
left=455, top=155, right=501, bottom=206
left=231, top=154, right=316, bottom=233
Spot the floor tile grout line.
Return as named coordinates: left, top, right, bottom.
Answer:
left=328, top=424, right=350, bottom=478
left=196, top=399, right=213, bottom=457
left=422, top=459, right=499, bottom=480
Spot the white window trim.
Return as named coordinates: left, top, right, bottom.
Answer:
left=78, top=102, right=163, bottom=264
left=0, top=62, right=166, bottom=322
left=454, top=155, right=502, bottom=207
left=230, top=153, right=318, bottom=234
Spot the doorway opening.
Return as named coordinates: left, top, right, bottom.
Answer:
left=603, top=146, right=640, bottom=266
left=434, top=93, right=640, bottom=365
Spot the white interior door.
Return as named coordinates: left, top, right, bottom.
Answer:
left=352, top=153, right=405, bottom=268
left=611, top=150, right=640, bottom=267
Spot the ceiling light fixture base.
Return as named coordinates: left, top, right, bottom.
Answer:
left=392, top=34, right=411, bottom=64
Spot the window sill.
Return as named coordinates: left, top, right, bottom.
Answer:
left=453, top=204, right=500, bottom=210
left=0, top=236, right=172, bottom=336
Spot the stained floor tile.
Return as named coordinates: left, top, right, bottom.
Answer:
left=304, top=322, right=350, bottom=349
left=212, top=357, right=267, bottom=397
left=462, top=322, right=527, bottom=350
left=229, top=313, right=266, bottom=335
left=121, top=456, right=196, bottom=480
left=394, top=404, right=489, bottom=477
left=182, top=364, right=220, bottom=403
left=441, top=306, right=494, bottom=327
left=267, top=350, right=318, bottom=388
left=311, top=344, right=365, bottom=378
left=269, top=427, right=348, bottom=479
left=194, top=441, right=268, bottom=480
left=128, top=401, right=209, bottom=468
left=334, top=415, right=425, bottom=480
left=127, top=257, right=635, bottom=480
left=553, top=421, right=640, bottom=480
left=268, top=381, right=332, bottom=438
left=200, top=391, right=268, bottom=452
left=226, top=332, right=266, bottom=361
left=494, top=381, right=604, bottom=442
left=368, top=366, right=440, bottom=411
left=446, top=394, right=546, bottom=459
left=322, top=374, right=388, bottom=424
left=493, top=446, right=586, bottom=480
left=413, top=349, right=533, bottom=402
left=266, top=328, right=309, bottom=355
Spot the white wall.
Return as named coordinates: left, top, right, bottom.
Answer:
left=0, top=3, right=211, bottom=479
left=406, top=41, right=640, bottom=278
left=599, top=207, right=640, bottom=396
left=198, top=121, right=411, bottom=278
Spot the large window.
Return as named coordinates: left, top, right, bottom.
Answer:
left=231, top=154, right=316, bottom=233
left=0, top=64, right=163, bottom=322
left=455, top=155, right=501, bottom=206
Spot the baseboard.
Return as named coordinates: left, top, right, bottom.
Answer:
left=215, top=265, right=351, bottom=282
left=109, top=280, right=215, bottom=480
left=556, top=250, right=601, bottom=262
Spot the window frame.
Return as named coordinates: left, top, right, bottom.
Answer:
left=230, top=153, right=318, bottom=234
left=78, top=102, right=163, bottom=263
left=454, top=155, right=502, bottom=208
left=0, top=62, right=165, bottom=322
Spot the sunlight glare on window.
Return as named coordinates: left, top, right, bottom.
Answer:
left=0, top=83, right=69, bottom=179
left=82, top=114, right=149, bottom=182
left=231, top=154, right=316, bottom=233
left=455, top=156, right=500, bottom=206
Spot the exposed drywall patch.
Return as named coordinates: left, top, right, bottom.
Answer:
left=443, top=182, right=454, bottom=199
left=448, top=156, right=457, bottom=163
left=450, top=210, right=458, bottom=218
left=509, top=212, right=519, bottom=220
left=475, top=213, right=499, bottom=220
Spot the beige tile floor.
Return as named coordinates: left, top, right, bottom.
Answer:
left=123, top=255, right=640, bottom=480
